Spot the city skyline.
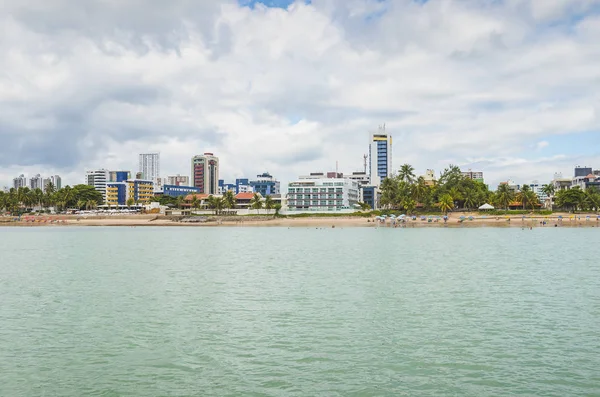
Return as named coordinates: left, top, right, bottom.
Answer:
left=1, top=0, right=599, bottom=189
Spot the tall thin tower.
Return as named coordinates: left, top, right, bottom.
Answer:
left=368, top=124, right=392, bottom=186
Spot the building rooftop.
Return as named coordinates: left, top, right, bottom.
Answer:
left=235, top=192, right=256, bottom=200
left=184, top=193, right=210, bottom=201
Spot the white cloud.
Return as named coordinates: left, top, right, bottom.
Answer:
left=1, top=0, right=600, bottom=190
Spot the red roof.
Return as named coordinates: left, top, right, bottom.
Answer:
left=236, top=192, right=256, bottom=200
left=184, top=193, right=210, bottom=201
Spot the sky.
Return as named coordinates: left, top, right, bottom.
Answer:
left=1, top=0, right=600, bottom=190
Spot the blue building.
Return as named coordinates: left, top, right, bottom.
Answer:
left=106, top=182, right=128, bottom=206
left=249, top=172, right=280, bottom=197
left=163, top=185, right=200, bottom=197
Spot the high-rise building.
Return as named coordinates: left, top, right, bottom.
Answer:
left=13, top=174, right=27, bottom=190
left=29, top=174, right=44, bottom=190
left=85, top=169, right=109, bottom=200
left=139, top=153, right=160, bottom=181
left=166, top=175, right=190, bottom=186
left=191, top=153, right=219, bottom=195
left=368, top=125, right=392, bottom=186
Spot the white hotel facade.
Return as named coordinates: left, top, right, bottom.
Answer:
left=287, top=177, right=359, bottom=212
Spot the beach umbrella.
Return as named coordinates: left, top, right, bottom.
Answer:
left=460, top=216, right=466, bottom=220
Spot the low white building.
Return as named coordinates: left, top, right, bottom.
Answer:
left=287, top=178, right=359, bottom=212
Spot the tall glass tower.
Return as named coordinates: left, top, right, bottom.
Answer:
left=368, top=125, right=392, bottom=186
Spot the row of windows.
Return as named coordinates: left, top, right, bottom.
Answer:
left=289, top=188, right=344, bottom=193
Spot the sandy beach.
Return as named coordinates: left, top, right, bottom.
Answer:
left=1, top=213, right=599, bottom=228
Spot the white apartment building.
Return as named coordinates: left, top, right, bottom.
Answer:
left=42, top=175, right=62, bottom=190
left=29, top=174, right=44, bottom=190
left=86, top=169, right=109, bottom=200
left=13, top=174, right=27, bottom=189
left=287, top=178, right=359, bottom=212
left=139, top=153, right=160, bottom=181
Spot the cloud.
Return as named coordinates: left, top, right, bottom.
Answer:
left=1, top=0, right=600, bottom=190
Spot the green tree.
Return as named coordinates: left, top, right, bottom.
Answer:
left=541, top=184, right=555, bottom=198
left=264, top=195, right=274, bottom=213
left=223, top=190, right=237, bottom=209
left=555, top=187, right=585, bottom=212
left=207, top=195, right=224, bottom=215
left=191, top=196, right=200, bottom=210
left=438, top=194, right=454, bottom=214
left=273, top=203, right=282, bottom=216
left=250, top=193, right=263, bottom=214
left=126, top=198, right=135, bottom=208
left=494, top=184, right=514, bottom=211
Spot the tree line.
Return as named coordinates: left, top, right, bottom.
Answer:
left=0, top=183, right=103, bottom=214
left=379, top=164, right=600, bottom=213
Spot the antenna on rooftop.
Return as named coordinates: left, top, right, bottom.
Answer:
left=336, top=160, right=339, bottom=175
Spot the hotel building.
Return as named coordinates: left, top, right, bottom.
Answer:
left=191, top=153, right=219, bottom=195
left=106, top=179, right=154, bottom=206
left=287, top=177, right=359, bottom=212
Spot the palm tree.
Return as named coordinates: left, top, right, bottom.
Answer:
left=250, top=193, right=263, bottom=214
left=518, top=185, right=539, bottom=210
left=223, top=190, right=237, bottom=209
left=264, top=195, right=274, bottom=213
left=273, top=203, right=282, bottom=216
left=495, top=184, right=514, bottom=211
left=76, top=199, right=86, bottom=210
left=126, top=198, right=135, bottom=209
left=207, top=195, right=224, bottom=215
left=541, top=184, right=555, bottom=198
left=44, top=181, right=56, bottom=195
left=402, top=198, right=417, bottom=214
left=398, top=164, right=415, bottom=184
left=176, top=195, right=185, bottom=209
left=190, top=196, right=200, bottom=211
left=412, top=176, right=428, bottom=203
left=462, top=188, right=478, bottom=210
left=438, top=194, right=454, bottom=214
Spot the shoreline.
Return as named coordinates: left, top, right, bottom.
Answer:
left=1, top=213, right=599, bottom=228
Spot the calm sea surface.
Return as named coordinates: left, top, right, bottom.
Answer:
left=1, top=227, right=599, bottom=396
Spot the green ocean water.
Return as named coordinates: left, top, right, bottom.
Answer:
left=1, top=226, right=599, bottom=396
